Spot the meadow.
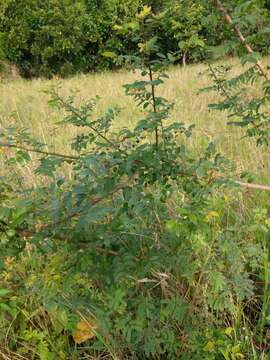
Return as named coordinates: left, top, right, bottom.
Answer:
left=1, top=59, right=269, bottom=182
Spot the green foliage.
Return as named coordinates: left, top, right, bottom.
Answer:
left=0, top=0, right=86, bottom=77
left=202, top=56, right=270, bottom=146
left=0, top=3, right=269, bottom=360
left=160, top=0, right=207, bottom=65
left=199, top=0, right=270, bottom=146
left=1, top=0, right=270, bottom=77
left=0, top=0, right=142, bottom=77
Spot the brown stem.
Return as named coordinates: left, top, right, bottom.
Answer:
left=236, top=181, right=270, bottom=191
left=182, top=51, right=187, bottom=67
left=149, top=65, right=159, bottom=151
left=214, top=0, right=270, bottom=81
left=0, top=142, right=79, bottom=161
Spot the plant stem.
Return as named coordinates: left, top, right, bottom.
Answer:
left=214, top=0, right=270, bottom=81
left=236, top=181, right=270, bottom=191
left=208, top=63, right=230, bottom=98
left=0, top=142, right=79, bottom=161
left=149, top=65, right=159, bottom=151
left=258, top=237, right=270, bottom=346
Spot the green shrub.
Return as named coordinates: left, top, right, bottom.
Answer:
left=0, top=5, right=269, bottom=359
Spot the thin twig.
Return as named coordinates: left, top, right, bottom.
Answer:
left=149, top=65, right=159, bottom=150
left=214, top=0, right=270, bottom=81
left=0, top=142, right=79, bottom=161
left=54, top=93, right=120, bottom=151
left=208, top=63, right=231, bottom=98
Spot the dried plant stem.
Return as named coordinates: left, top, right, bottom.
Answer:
left=237, top=181, right=270, bottom=191
left=214, top=0, right=270, bottom=81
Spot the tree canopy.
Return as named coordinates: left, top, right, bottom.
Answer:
left=1, top=0, right=270, bottom=77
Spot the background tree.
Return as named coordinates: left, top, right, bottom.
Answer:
left=0, top=0, right=270, bottom=77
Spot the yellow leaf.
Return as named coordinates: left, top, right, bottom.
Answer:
left=102, top=51, right=116, bottom=59
left=224, top=327, right=234, bottom=336
left=265, top=218, right=270, bottom=228
left=138, top=43, right=145, bottom=53
left=205, top=211, right=219, bottom=222
left=73, top=320, right=97, bottom=344
left=204, top=341, right=215, bottom=352
left=235, top=354, right=245, bottom=359
left=4, top=256, right=15, bottom=269
left=136, top=5, right=152, bottom=20
left=208, top=211, right=219, bottom=217
left=113, top=24, right=122, bottom=31
left=232, top=345, right=241, bottom=354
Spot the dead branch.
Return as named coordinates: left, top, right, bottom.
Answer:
left=236, top=181, right=270, bottom=191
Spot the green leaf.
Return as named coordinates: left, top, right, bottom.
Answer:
left=0, top=288, right=10, bottom=297
left=241, top=52, right=262, bottom=65
left=102, top=51, right=117, bottom=59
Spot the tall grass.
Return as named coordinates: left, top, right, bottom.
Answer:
left=1, top=58, right=269, bottom=181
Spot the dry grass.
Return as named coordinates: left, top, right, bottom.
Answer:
left=1, top=58, right=269, bottom=182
